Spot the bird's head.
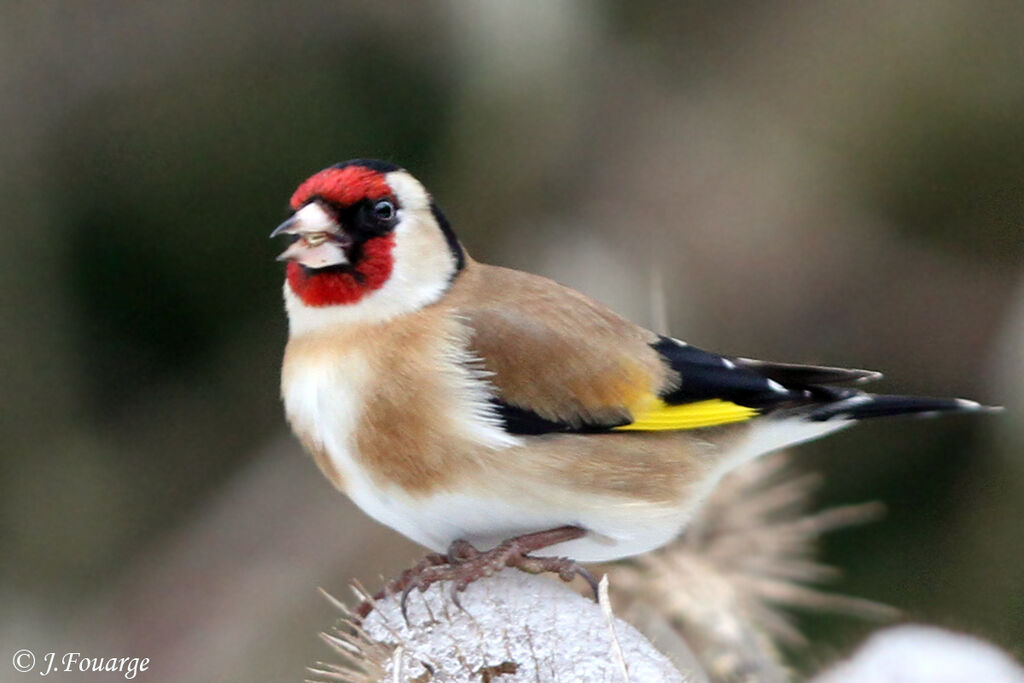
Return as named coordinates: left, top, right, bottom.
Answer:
left=273, top=160, right=464, bottom=328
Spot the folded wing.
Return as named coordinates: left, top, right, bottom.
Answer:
left=449, top=263, right=893, bottom=436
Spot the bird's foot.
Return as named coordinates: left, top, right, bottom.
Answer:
left=355, top=526, right=598, bottom=622
left=354, top=552, right=448, bottom=619
left=399, top=526, right=600, bottom=621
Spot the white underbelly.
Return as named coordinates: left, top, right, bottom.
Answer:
left=334, top=445, right=688, bottom=563
left=335, top=416, right=856, bottom=562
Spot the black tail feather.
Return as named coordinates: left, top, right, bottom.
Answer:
left=807, top=394, right=996, bottom=422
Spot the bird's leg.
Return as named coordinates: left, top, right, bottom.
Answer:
left=355, top=526, right=597, bottom=621
left=401, top=526, right=597, bottom=621
left=446, top=538, right=481, bottom=563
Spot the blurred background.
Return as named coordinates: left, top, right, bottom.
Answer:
left=2, top=1, right=1022, bottom=680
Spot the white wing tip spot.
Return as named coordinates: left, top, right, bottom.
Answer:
left=831, top=394, right=872, bottom=412
left=856, top=370, right=885, bottom=383
left=954, top=398, right=1003, bottom=413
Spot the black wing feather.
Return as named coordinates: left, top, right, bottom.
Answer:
left=653, top=337, right=803, bottom=409
left=733, top=357, right=882, bottom=386
left=488, top=400, right=624, bottom=434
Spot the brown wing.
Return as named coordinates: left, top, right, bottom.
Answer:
left=442, top=260, right=669, bottom=430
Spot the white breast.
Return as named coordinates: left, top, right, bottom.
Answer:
left=282, top=346, right=369, bottom=487
left=282, top=324, right=526, bottom=551
left=284, top=350, right=431, bottom=546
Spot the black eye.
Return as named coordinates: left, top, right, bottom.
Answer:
left=373, top=199, right=395, bottom=222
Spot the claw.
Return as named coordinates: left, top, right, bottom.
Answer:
left=449, top=581, right=465, bottom=612
left=400, top=582, right=417, bottom=624
left=575, top=565, right=601, bottom=601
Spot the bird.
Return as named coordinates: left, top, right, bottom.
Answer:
left=273, top=158, right=995, bottom=607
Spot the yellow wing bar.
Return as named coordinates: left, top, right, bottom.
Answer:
left=614, top=398, right=759, bottom=431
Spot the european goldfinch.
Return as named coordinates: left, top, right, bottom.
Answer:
left=274, top=159, right=992, bottom=576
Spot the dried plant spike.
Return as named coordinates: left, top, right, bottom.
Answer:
left=609, top=453, right=894, bottom=683
left=313, top=571, right=697, bottom=682
left=600, top=574, right=633, bottom=682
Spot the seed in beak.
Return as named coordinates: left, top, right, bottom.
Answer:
left=304, top=232, right=329, bottom=247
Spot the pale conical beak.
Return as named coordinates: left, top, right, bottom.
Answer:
left=269, top=215, right=301, bottom=238
left=270, top=202, right=352, bottom=268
